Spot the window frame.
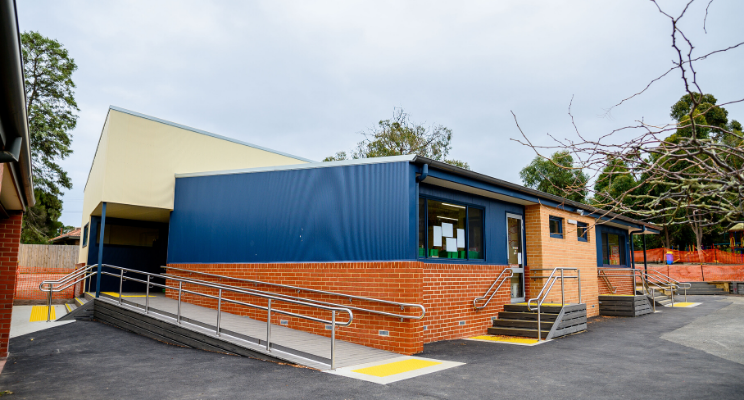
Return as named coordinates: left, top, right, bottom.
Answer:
left=549, top=216, right=564, bottom=238
left=82, top=223, right=89, bottom=247
left=418, top=195, right=485, bottom=262
left=601, top=232, right=627, bottom=266
left=577, top=222, right=589, bottom=242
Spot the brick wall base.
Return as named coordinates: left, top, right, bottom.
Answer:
left=0, top=213, right=22, bottom=358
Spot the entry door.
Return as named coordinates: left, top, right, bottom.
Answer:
left=506, top=213, right=525, bottom=302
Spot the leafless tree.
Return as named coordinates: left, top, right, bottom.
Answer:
left=512, top=0, right=744, bottom=258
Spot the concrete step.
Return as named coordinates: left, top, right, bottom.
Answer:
left=496, top=312, right=559, bottom=322
left=492, top=319, right=555, bottom=329
left=487, top=327, right=549, bottom=339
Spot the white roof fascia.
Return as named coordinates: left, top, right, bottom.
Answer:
left=175, top=154, right=417, bottom=178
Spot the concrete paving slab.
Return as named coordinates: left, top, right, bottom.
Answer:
left=9, top=306, right=74, bottom=339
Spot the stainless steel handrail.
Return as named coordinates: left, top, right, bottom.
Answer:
left=38, top=265, right=97, bottom=322
left=598, top=270, right=616, bottom=294
left=41, top=264, right=353, bottom=370
left=646, top=270, right=690, bottom=302
left=526, top=267, right=581, bottom=342
left=473, top=268, right=514, bottom=310
left=163, top=266, right=426, bottom=321
left=599, top=268, right=678, bottom=305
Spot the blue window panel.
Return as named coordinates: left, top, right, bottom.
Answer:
left=549, top=216, right=563, bottom=238
left=169, top=162, right=412, bottom=263
left=595, top=225, right=631, bottom=267
left=418, top=183, right=524, bottom=265
left=577, top=222, right=589, bottom=242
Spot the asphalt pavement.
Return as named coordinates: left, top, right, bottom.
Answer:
left=0, top=295, right=742, bottom=399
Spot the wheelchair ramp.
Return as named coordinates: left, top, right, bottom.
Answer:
left=92, top=293, right=397, bottom=370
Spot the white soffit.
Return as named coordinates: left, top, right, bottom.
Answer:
left=423, top=176, right=536, bottom=206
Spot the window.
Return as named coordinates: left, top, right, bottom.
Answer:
left=549, top=216, right=563, bottom=238
left=418, top=198, right=484, bottom=260
left=602, top=233, right=626, bottom=266
left=577, top=222, right=589, bottom=242
left=96, top=223, right=160, bottom=247
left=82, top=223, right=89, bottom=247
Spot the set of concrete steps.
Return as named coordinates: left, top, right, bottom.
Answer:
left=636, top=286, right=675, bottom=307
left=488, top=303, right=587, bottom=340
left=57, top=296, right=94, bottom=321
left=683, top=282, right=727, bottom=295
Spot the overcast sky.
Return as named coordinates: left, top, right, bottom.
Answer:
left=16, top=0, right=744, bottom=227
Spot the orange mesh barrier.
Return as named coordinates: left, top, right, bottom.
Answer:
left=634, top=264, right=744, bottom=282
left=633, top=248, right=744, bottom=264
left=14, top=265, right=83, bottom=301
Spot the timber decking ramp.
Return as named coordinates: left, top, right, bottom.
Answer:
left=90, top=293, right=397, bottom=370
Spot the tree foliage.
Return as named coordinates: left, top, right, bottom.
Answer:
left=21, top=31, right=78, bottom=243
left=324, top=108, right=470, bottom=169
left=519, top=151, right=589, bottom=203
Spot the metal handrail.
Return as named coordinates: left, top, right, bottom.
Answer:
left=598, top=268, right=678, bottom=305
left=38, top=265, right=97, bottom=322
left=646, top=270, right=690, bottom=302
left=41, top=264, right=353, bottom=370
left=163, top=266, right=426, bottom=321
left=598, top=270, right=616, bottom=294
left=526, top=267, right=581, bottom=342
left=473, top=268, right=514, bottom=309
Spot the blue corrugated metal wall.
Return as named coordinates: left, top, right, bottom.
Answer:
left=417, top=183, right=525, bottom=265
left=168, top=162, right=414, bottom=263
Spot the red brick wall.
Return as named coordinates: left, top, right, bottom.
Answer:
left=166, top=262, right=425, bottom=355
left=597, top=268, right=636, bottom=295
left=422, top=263, right=511, bottom=343
left=166, top=261, right=516, bottom=354
left=525, top=205, right=600, bottom=317
left=0, top=212, right=22, bottom=358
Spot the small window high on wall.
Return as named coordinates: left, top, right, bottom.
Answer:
left=419, top=198, right=484, bottom=260
left=602, top=232, right=626, bottom=266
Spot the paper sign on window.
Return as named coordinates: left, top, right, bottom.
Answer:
left=433, top=226, right=442, bottom=247
left=456, top=229, right=465, bottom=248
left=446, top=237, right=457, bottom=252
left=442, top=223, right=453, bottom=238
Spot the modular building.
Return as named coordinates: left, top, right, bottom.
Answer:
left=79, top=107, right=659, bottom=355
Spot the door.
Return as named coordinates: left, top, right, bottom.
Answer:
left=507, top=213, right=525, bottom=302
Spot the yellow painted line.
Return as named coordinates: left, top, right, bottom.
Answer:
left=65, top=304, right=72, bottom=313
left=75, top=297, right=85, bottom=306
left=29, top=306, right=56, bottom=322
left=515, top=302, right=565, bottom=306
left=470, top=335, right=540, bottom=344
left=670, top=302, right=698, bottom=308
left=101, top=292, right=155, bottom=298
left=352, top=359, right=442, bottom=377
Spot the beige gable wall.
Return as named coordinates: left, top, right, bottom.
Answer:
left=79, top=108, right=309, bottom=263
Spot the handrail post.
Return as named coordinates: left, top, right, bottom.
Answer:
left=266, top=299, right=272, bottom=351
left=560, top=269, right=565, bottom=306
left=651, top=288, right=656, bottom=312
left=670, top=286, right=674, bottom=307
left=684, top=287, right=687, bottom=302
left=331, top=310, right=336, bottom=370
left=46, top=286, right=52, bottom=322
left=216, top=289, right=222, bottom=336
left=177, top=281, right=182, bottom=324
left=145, top=275, right=150, bottom=314
left=119, top=269, right=124, bottom=305
left=537, top=302, right=542, bottom=341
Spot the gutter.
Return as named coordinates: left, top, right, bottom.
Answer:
left=0, top=0, right=35, bottom=210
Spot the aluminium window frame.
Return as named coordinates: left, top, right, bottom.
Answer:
left=418, top=195, right=485, bottom=262
left=549, top=216, right=564, bottom=239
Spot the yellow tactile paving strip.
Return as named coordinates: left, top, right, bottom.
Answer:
left=669, top=302, right=699, bottom=308
left=29, top=306, right=55, bottom=322
left=352, top=359, right=442, bottom=377
left=469, top=335, right=540, bottom=345
left=101, top=292, right=155, bottom=298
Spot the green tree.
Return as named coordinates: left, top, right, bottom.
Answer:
left=21, top=31, right=78, bottom=243
left=323, top=108, right=470, bottom=169
left=519, top=151, right=588, bottom=203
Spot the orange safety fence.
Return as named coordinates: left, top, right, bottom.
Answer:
left=633, top=247, right=744, bottom=264
left=13, top=265, right=84, bottom=301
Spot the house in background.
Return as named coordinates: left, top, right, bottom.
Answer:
left=49, top=227, right=81, bottom=246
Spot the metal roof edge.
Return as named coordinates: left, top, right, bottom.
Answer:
left=108, top=106, right=315, bottom=163
left=175, top=155, right=416, bottom=178
left=413, top=156, right=661, bottom=232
